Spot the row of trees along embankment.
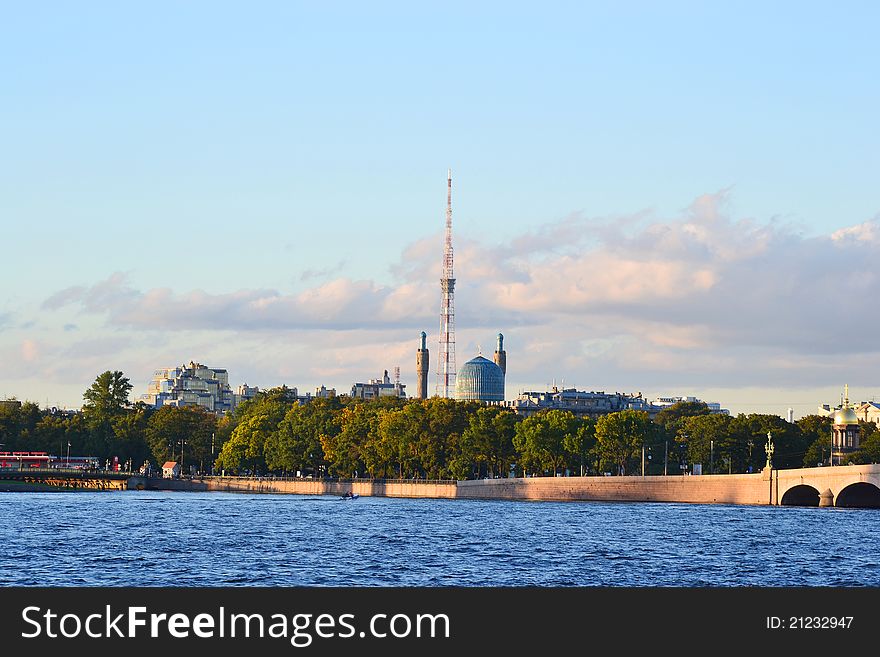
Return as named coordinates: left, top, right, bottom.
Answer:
left=3, top=371, right=880, bottom=478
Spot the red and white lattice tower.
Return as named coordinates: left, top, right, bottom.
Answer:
left=435, top=168, right=456, bottom=398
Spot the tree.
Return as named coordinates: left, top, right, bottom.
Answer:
left=858, top=420, right=878, bottom=444
left=453, top=406, right=519, bottom=479
left=82, top=371, right=133, bottom=457
left=266, top=398, right=340, bottom=476
left=376, top=407, right=421, bottom=478
left=654, top=401, right=711, bottom=436
left=853, top=428, right=880, bottom=464
left=212, top=411, right=237, bottom=460
left=399, top=402, right=432, bottom=478
left=450, top=415, right=487, bottom=480
left=0, top=401, right=41, bottom=452
left=145, top=406, right=216, bottom=473
left=513, top=409, right=580, bottom=476
left=0, top=401, right=23, bottom=450
left=110, top=407, right=154, bottom=471
left=34, top=413, right=69, bottom=456
left=728, top=414, right=807, bottom=471
left=513, top=413, right=549, bottom=476
left=655, top=401, right=711, bottom=473
left=563, top=417, right=595, bottom=476
left=215, top=412, right=274, bottom=474
left=594, top=410, right=653, bottom=475
left=423, top=398, right=472, bottom=479
left=217, top=388, right=296, bottom=474
left=322, top=401, right=377, bottom=477
left=680, top=414, right=732, bottom=473
left=62, top=413, right=91, bottom=462
left=798, top=415, right=832, bottom=467
left=83, top=371, right=132, bottom=418
left=490, top=409, right=518, bottom=478
left=454, top=406, right=495, bottom=479
left=361, top=409, right=396, bottom=479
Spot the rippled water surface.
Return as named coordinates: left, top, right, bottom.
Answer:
left=1, top=491, right=878, bottom=586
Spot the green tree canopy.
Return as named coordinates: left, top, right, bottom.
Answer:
left=654, top=401, right=711, bottom=435
left=215, top=412, right=274, bottom=474
left=798, top=414, right=833, bottom=467
left=321, top=401, right=378, bottom=477
left=853, top=427, right=880, bottom=464
left=266, top=397, right=341, bottom=476
left=679, top=414, right=732, bottom=473
left=594, top=410, right=654, bottom=475
left=728, top=413, right=806, bottom=470
left=563, top=416, right=595, bottom=476
left=513, top=409, right=580, bottom=476
left=146, top=405, right=217, bottom=473
left=83, top=371, right=132, bottom=418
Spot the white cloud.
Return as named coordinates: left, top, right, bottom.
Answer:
left=831, top=216, right=880, bottom=243
left=27, top=191, right=880, bottom=407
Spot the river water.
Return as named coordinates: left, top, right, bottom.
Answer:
left=1, top=491, right=878, bottom=586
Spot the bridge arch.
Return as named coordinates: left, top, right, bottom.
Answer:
left=835, top=482, right=880, bottom=508
left=780, top=484, right=820, bottom=507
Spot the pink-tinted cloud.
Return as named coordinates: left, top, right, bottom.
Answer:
left=21, top=339, right=39, bottom=363
left=35, top=190, right=880, bottom=397
left=831, top=216, right=880, bottom=244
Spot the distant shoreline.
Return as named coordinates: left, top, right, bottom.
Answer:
left=4, top=463, right=879, bottom=508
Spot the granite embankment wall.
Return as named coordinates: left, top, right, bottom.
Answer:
left=130, top=472, right=774, bottom=505
left=456, top=472, right=773, bottom=505
left=130, top=476, right=459, bottom=499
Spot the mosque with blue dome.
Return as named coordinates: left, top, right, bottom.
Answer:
left=415, top=332, right=508, bottom=403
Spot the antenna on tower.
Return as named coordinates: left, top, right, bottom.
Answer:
left=435, top=168, right=457, bottom=398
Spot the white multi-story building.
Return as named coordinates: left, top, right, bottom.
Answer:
left=237, top=383, right=263, bottom=404
left=855, top=401, right=880, bottom=426
left=651, top=395, right=729, bottom=415
left=314, top=385, right=337, bottom=399
left=350, top=370, right=407, bottom=400
left=140, top=361, right=237, bottom=414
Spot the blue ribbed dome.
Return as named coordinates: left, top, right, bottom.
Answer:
left=455, top=355, right=505, bottom=402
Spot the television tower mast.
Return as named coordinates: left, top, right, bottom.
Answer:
left=436, top=168, right=456, bottom=398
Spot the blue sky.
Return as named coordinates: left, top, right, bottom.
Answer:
left=2, top=1, right=879, bottom=416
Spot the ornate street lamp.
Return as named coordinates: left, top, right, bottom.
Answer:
left=765, top=430, right=775, bottom=505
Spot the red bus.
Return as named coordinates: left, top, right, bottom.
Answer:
left=0, top=451, right=51, bottom=469
left=0, top=452, right=101, bottom=470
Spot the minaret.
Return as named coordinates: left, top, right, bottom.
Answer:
left=493, top=332, right=507, bottom=377
left=436, top=168, right=456, bottom=398
left=416, top=331, right=429, bottom=400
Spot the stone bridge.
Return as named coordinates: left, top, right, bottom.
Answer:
left=454, top=463, right=880, bottom=507
left=772, top=464, right=880, bottom=507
